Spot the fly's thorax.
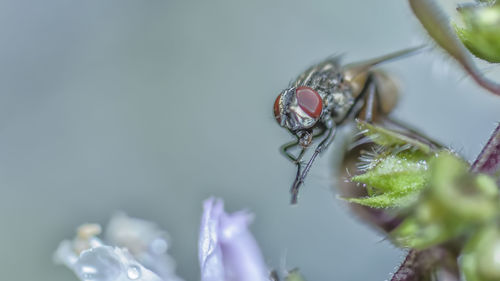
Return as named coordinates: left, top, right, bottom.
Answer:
left=296, top=63, right=355, bottom=122
left=306, top=68, right=342, bottom=90
left=321, top=86, right=354, bottom=122
left=293, top=57, right=341, bottom=88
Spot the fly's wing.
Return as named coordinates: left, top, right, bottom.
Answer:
left=342, top=45, right=425, bottom=83
left=344, top=46, right=427, bottom=117
left=292, top=46, right=423, bottom=89
left=292, top=56, right=341, bottom=87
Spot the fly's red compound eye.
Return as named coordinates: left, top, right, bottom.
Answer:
left=274, top=94, right=282, bottom=124
left=296, top=86, right=322, bottom=119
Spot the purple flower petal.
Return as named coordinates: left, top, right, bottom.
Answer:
left=198, top=198, right=268, bottom=281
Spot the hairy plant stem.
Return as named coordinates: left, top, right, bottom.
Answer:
left=391, top=245, right=460, bottom=281
left=471, top=124, right=500, bottom=178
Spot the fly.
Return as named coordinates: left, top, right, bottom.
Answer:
left=273, top=47, right=424, bottom=204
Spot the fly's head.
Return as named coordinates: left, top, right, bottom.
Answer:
left=273, top=86, right=323, bottom=147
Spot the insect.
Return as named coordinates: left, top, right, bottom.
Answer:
left=273, top=47, right=423, bottom=204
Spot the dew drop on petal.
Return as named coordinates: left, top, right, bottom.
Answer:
left=81, top=266, right=98, bottom=281
left=76, top=248, right=121, bottom=281
left=127, top=265, right=141, bottom=280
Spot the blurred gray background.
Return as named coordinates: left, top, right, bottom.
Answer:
left=1, top=0, right=499, bottom=280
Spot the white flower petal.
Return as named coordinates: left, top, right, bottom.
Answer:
left=55, top=239, right=163, bottom=281
left=105, top=213, right=183, bottom=281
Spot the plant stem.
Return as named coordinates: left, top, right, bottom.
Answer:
left=471, top=124, right=500, bottom=179
left=391, top=247, right=459, bottom=281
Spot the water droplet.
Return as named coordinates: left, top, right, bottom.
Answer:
left=76, top=248, right=121, bottom=281
left=82, top=273, right=97, bottom=281
left=127, top=265, right=141, bottom=280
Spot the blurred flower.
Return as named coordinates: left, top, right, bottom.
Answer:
left=198, top=197, right=268, bottom=281
left=392, top=152, right=499, bottom=249
left=54, top=215, right=183, bottom=281
left=461, top=224, right=500, bottom=281
left=105, top=213, right=182, bottom=281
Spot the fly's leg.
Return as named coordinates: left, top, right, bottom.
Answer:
left=356, top=74, right=382, bottom=124
left=280, top=140, right=306, bottom=163
left=335, top=73, right=380, bottom=126
left=290, top=119, right=337, bottom=204
left=281, top=139, right=307, bottom=195
left=280, top=128, right=327, bottom=167
left=359, top=80, right=377, bottom=123
left=340, top=73, right=388, bottom=157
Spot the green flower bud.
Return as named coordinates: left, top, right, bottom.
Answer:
left=455, top=4, right=500, bottom=63
left=349, top=150, right=431, bottom=208
left=346, top=121, right=436, bottom=208
left=409, top=0, right=500, bottom=95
